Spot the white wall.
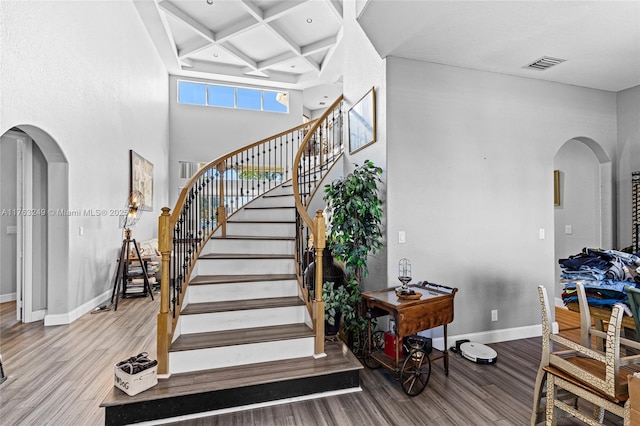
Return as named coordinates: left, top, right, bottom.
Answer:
left=553, top=140, right=602, bottom=282
left=385, top=57, right=618, bottom=339
left=0, top=1, right=169, bottom=320
left=168, top=76, right=304, bottom=205
left=617, top=85, right=640, bottom=249
left=0, top=141, right=18, bottom=302
left=343, top=0, right=388, bottom=291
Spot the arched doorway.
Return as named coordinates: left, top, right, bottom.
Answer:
left=0, top=126, right=69, bottom=323
left=553, top=136, right=613, bottom=297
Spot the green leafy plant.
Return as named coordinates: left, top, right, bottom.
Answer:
left=323, top=281, right=350, bottom=327
left=323, top=160, right=383, bottom=354
left=341, top=278, right=367, bottom=335
left=323, top=160, right=383, bottom=283
left=323, top=278, right=367, bottom=335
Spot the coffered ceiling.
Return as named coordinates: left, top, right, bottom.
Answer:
left=135, top=1, right=640, bottom=112
left=134, top=0, right=345, bottom=111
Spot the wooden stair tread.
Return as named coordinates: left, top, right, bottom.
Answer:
left=210, top=235, right=294, bottom=240
left=244, top=206, right=295, bottom=210
left=263, top=193, right=294, bottom=198
left=226, top=220, right=295, bottom=224
left=199, top=253, right=294, bottom=260
left=101, top=341, right=362, bottom=407
left=170, top=323, right=315, bottom=352
left=181, top=296, right=304, bottom=315
left=190, top=274, right=296, bottom=285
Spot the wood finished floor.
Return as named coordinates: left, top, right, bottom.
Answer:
left=0, top=298, right=622, bottom=425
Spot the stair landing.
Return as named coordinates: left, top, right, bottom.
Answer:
left=100, top=340, right=362, bottom=425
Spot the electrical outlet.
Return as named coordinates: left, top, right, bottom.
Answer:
left=399, top=230, right=406, bottom=244
left=538, top=228, right=545, bottom=239
left=565, top=225, right=572, bottom=234
left=491, top=310, right=498, bottom=322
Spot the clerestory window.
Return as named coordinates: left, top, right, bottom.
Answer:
left=177, top=80, right=288, bottom=113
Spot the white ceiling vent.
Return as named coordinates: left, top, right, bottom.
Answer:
left=524, top=56, right=566, bottom=71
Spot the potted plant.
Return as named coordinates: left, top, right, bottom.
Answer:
left=323, top=160, right=384, bottom=352
left=323, top=281, right=350, bottom=336
left=323, top=278, right=363, bottom=337
left=323, top=160, right=384, bottom=284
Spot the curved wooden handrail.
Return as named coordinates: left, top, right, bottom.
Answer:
left=157, top=119, right=321, bottom=375
left=157, top=97, right=344, bottom=374
left=292, top=95, right=343, bottom=230
left=291, top=95, right=345, bottom=357
left=170, top=120, right=317, bottom=226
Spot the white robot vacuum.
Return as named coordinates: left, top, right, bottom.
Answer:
left=459, top=342, right=498, bottom=364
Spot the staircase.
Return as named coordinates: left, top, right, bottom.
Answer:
left=101, top=97, right=362, bottom=425
left=169, top=184, right=313, bottom=374
left=101, top=183, right=362, bottom=425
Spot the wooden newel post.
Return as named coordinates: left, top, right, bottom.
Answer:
left=313, top=209, right=326, bottom=356
left=157, top=207, right=172, bottom=375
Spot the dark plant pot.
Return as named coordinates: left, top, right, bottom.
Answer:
left=325, top=311, right=342, bottom=336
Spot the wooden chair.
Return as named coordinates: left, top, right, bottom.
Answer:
left=533, top=283, right=640, bottom=425
left=531, top=285, right=580, bottom=425
left=624, top=285, right=640, bottom=338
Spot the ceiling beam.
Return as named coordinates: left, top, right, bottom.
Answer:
left=263, top=0, right=309, bottom=22
left=186, top=59, right=300, bottom=85
left=178, top=38, right=214, bottom=60
left=269, top=25, right=301, bottom=55
left=215, top=17, right=260, bottom=42
left=301, top=36, right=336, bottom=56
left=326, top=0, right=343, bottom=21
left=257, top=52, right=297, bottom=71
left=219, top=41, right=258, bottom=70
left=239, top=0, right=264, bottom=21
left=158, top=0, right=214, bottom=43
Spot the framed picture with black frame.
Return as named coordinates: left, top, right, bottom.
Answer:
left=348, top=87, right=376, bottom=154
left=129, top=150, right=153, bottom=211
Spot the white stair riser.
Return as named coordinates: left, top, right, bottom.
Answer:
left=225, top=222, right=295, bottom=237
left=179, top=305, right=307, bottom=334
left=186, top=279, right=298, bottom=303
left=263, top=184, right=294, bottom=196
left=196, top=258, right=295, bottom=275
left=245, top=195, right=294, bottom=209
left=169, top=337, right=314, bottom=374
left=203, top=238, right=294, bottom=254
left=232, top=207, right=296, bottom=222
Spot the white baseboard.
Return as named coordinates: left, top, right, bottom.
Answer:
left=432, top=323, right=545, bottom=351
left=0, top=293, right=17, bottom=303
left=44, top=290, right=111, bottom=326
left=30, top=309, right=46, bottom=322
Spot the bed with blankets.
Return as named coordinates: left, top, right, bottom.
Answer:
left=560, top=247, right=640, bottom=314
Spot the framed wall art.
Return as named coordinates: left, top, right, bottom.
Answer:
left=130, top=150, right=154, bottom=211
left=348, top=87, right=376, bottom=154
left=554, top=170, right=561, bottom=206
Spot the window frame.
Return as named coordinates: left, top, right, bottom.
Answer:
left=177, top=80, right=289, bottom=113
